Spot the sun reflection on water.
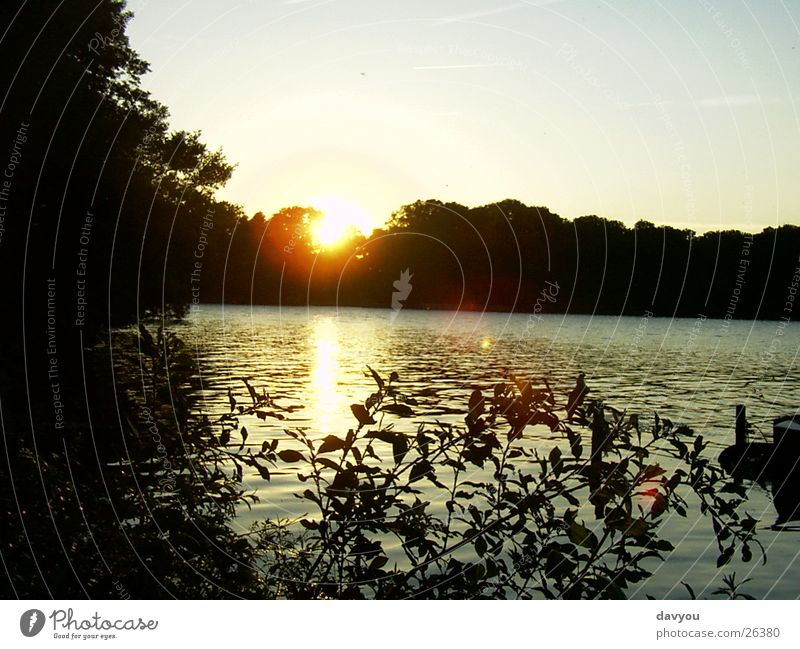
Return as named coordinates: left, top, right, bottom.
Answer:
left=310, top=317, right=342, bottom=433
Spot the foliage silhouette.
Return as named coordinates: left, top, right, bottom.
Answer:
left=1, top=325, right=267, bottom=598
left=1, top=326, right=764, bottom=598
left=0, top=3, right=245, bottom=593
left=218, top=366, right=764, bottom=599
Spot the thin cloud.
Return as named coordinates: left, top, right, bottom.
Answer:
left=624, top=95, right=764, bottom=110
left=436, top=0, right=568, bottom=24
left=698, top=94, right=762, bottom=107
left=413, top=63, right=502, bottom=70
left=435, top=3, right=527, bottom=24
left=624, top=99, right=676, bottom=109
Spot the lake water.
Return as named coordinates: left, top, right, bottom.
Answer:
left=173, top=305, right=800, bottom=598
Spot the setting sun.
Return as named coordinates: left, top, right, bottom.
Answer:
left=310, top=196, right=374, bottom=247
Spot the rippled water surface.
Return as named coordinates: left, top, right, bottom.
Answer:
left=171, top=305, right=800, bottom=598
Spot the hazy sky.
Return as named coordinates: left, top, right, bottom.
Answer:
left=126, top=0, right=800, bottom=233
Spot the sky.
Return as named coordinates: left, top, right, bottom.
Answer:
left=125, top=0, right=800, bottom=233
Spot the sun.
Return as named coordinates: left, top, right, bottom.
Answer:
left=310, top=195, right=373, bottom=247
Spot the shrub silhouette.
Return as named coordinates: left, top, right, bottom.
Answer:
left=218, top=364, right=763, bottom=599
left=1, top=326, right=762, bottom=598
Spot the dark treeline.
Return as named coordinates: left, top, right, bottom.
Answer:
left=0, top=0, right=249, bottom=597
left=0, top=0, right=239, bottom=456
left=197, top=201, right=800, bottom=320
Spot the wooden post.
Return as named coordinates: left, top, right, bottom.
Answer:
left=735, top=404, right=747, bottom=447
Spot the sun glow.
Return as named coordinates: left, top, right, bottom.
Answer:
left=310, top=195, right=374, bottom=247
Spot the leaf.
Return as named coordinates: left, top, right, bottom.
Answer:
left=381, top=403, right=415, bottom=417
left=243, top=379, right=259, bottom=405
left=636, top=465, right=666, bottom=484
left=468, top=389, right=485, bottom=421
left=649, top=492, right=668, bottom=518
left=549, top=446, right=563, bottom=475
left=255, top=464, right=271, bottom=480
left=416, top=431, right=430, bottom=458
left=693, top=435, right=705, bottom=454
left=624, top=518, right=651, bottom=538
left=366, top=429, right=399, bottom=444
left=508, top=424, right=524, bottom=442
left=682, top=582, right=697, bottom=600
left=301, top=489, right=321, bottom=505
left=351, top=403, right=376, bottom=426
left=277, top=449, right=305, bottom=463
left=219, top=429, right=230, bottom=446
left=392, top=434, right=409, bottom=463
left=567, top=521, right=598, bottom=550
left=330, top=468, right=358, bottom=491
left=316, top=457, right=343, bottom=472
left=409, top=460, right=433, bottom=483
left=669, top=438, right=689, bottom=457
left=467, top=505, right=482, bottom=525
left=444, top=458, right=467, bottom=471
left=256, top=410, right=285, bottom=420
left=533, top=410, right=560, bottom=431
left=544, top=550, right=577, bottom=580
left=562, top=491, right=580, bottom=506
left=369, top=556, right=389, bottom=571
left=717, top=546, right=734, bottom=568
left=318, top=435, right=347, bottom=454
left=474, top=534, right=488, bottom=557
left=367, top=365, right=385, bottom=390
left=138, top=324, right=155, bottom=355
left=239, top=427, right=248, bottom=450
